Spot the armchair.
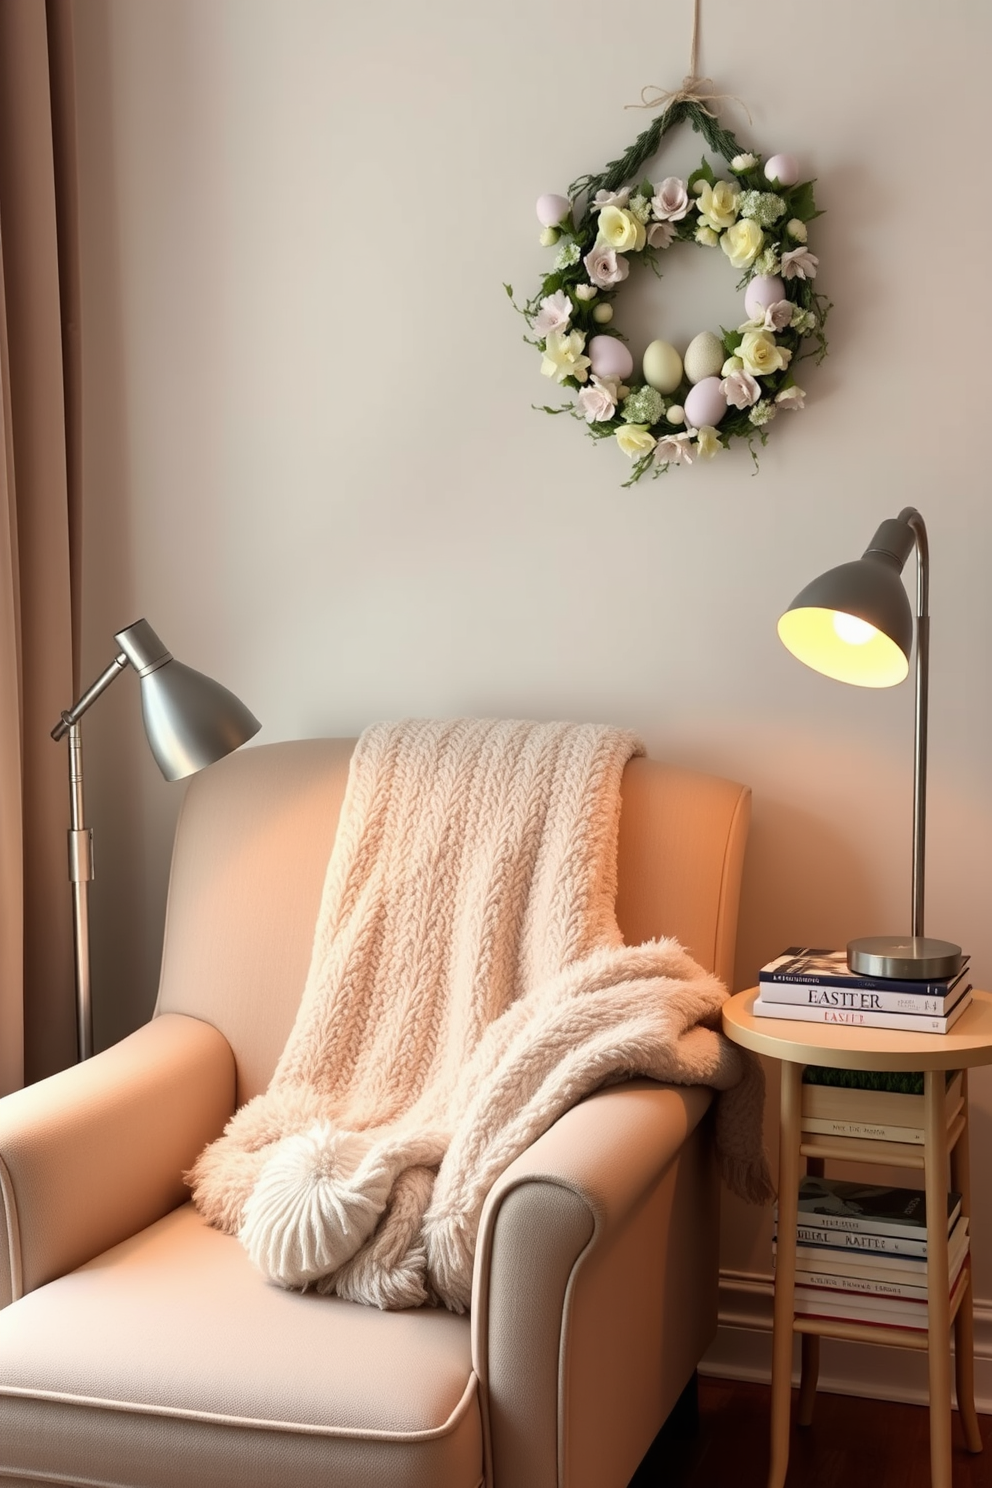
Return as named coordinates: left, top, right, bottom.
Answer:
left=0, top=737, right=750, bottom=1488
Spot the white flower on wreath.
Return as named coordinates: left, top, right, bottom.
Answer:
left=651, top=177, right=691, bottom=221
left=591, top=187, right=631, bottom=210
left=695, top=224, right=719, bottom=247
left=753, top=246, right=782, bottom=276
left=534, top=289, right=571, bottom=338
left=730, top=153, right=758, bottom=172
left=628, top=195, right=653, bottom=224
left=790, top=306, right=817, bottom=333
left=654, top=431, right=695, bottom=466
left=647, top=221, right=676, bottom=250
left=722, top=355, right=744, bottom=375
left=615, top=423, right=656, bottom=459
left=739, top=300, right=793, bottom=334
left=739, top=330, right=792, bottom=378
left=720, top=369, right=762, bottom=409
left=775, top=385, right=806, bottom=411
left=748, top=399, right=777, bottom=427
left=781, top=245, right=819, bottom=280
left=786, top=218, right=808, bottom=242
left=721, top=219, right=764, bottom=270
left=574, top=283, right=598, bottom=302
left=583, top=242, right=630, bottom=288
left=577, top=374, right=620, bottom=423
left=540, top=329, right=591, bottom=384
left=694, top=426, right=723, bottom=460
left=597, top=205, right=646, bottom=253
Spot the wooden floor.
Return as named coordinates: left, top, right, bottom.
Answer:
left=630, top=1374, right=992, bottom=1488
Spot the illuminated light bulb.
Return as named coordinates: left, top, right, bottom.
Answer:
left=832, top=611, right=878, bottom=646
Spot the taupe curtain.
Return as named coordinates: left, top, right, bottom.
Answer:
left=0, top=0, right=81, bottom=1090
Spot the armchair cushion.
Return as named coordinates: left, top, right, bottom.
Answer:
left=0, top=1202, right=482, bottom=1488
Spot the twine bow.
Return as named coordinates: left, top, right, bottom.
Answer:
left=628, top=0, right=752, bottom=124
left=628, top=77, right=752, bottom=124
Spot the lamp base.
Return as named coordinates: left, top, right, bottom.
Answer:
left=847, top=935, right=964, bottom=981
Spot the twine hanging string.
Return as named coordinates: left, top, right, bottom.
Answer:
left=628, top=0, right=751, bottom=123
left=569, top=0, right=751, bottom=208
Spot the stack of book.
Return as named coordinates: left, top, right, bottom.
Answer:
left=754, top=947, right=972, bottom=1033
left=775, top=1175, right=970, bottom=1333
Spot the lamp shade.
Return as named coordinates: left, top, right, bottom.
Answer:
left=776, top=553, right=914, bottom=688
left=115, top=619, right=260, bottom=781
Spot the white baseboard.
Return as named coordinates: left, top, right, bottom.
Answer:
left=702, top=1270, right=992, bottom=1413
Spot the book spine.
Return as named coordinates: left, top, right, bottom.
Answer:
left=753, top=993, right=970, bottom=1034
left=791, top=1224, right=929, bottom=1254
left=758, top=979, right=949, bottom=1014
left=794, top=1270, right=930, bottom=1300
left=794, top=1296, right=928, bottom=1330
left=760, top=968, right=966, bottom=995
left=800, top=1116, right=925, bottom=1144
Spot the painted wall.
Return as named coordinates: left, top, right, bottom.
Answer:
left=71, top=0, right=992, bottom=1389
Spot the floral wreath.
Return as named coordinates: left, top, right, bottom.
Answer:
left=508, top=99, right=829, bottom=484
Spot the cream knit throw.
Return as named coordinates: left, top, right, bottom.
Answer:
left=189, top=718, right=771, bottom=1311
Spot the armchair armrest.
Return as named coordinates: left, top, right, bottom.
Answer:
left=471, top=1078, right=719, bottom=1488
left=0, top=1013, right=235, bottom=1306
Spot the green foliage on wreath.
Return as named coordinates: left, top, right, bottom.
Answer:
left=506, top=99, right=830, bottom=485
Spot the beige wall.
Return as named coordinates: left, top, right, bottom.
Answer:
left=71, top=0, right=992, bottom=1384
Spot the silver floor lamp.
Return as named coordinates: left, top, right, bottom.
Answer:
left=51, top=619, right=261, bottom=1060
left=777, top=507, right=962, bottom=981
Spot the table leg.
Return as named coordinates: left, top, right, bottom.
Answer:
left=769, top=1060, right=802, bottom=1488
left=924, top=1070, right=952, bottom=1488
left=950, top=1071, right=983, bottom=1454
left=797, top=1155, right=824, bottom=1428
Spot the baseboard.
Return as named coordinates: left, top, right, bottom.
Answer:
left=702, top=1269, right=992, bottom=1413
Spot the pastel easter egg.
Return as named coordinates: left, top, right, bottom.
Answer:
left=684, top=377, right=727, bottom=428
left=588, top=335, right=634, bottom=380
left=536, top=193, right=571, bottom=227
left=744, top=274, right=787, bottom=320
left=764, top=154, right=799, bottom=187
left=642, top=339, right=683, bottom=394
left=683, top=331, right=725, bottom=385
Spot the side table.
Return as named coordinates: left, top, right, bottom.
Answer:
left=723, top=986, right=992, bottom=1488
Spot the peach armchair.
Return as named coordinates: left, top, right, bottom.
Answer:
left=0, top=738, right=750, bottom=1488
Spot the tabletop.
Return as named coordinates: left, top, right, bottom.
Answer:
left=722, top=988, right=992, bottom=1072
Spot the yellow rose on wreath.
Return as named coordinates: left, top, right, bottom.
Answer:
left=597, top=205, right=647, bottom=253
left=615, top=423, right=657, bottom=459
left=697, top=180, right=740, bottom=230
left=721, top=219, right=764, bottom=270
left=738, top=330, right=792, bottom=377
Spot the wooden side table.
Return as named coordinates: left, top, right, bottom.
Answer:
left=723, top=987, right=992, bottom=1488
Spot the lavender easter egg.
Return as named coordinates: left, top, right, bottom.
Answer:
left=744, top=275, right=787, bottom=320
left=764, top=154, right=799, bottom=187
left=588, top=335, right=634, bottom=380
left=683, top=377, right=727, bottom=429
left=536, top=193, right=571, bottom=227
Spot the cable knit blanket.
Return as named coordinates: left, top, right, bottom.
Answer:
left=189, top=718, right=771, bottom=1311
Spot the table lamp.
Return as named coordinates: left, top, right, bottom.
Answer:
left=776, top=506, right=963, bottom=981
left=51, top=619, right=261, bottom=1059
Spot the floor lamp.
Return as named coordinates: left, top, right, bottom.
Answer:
left=51, top=619, right=261, bottom=1060
left=777, top=506, right=963, bottom=981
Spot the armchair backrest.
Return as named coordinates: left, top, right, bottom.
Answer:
left=155, top=739, right=751, bottom=1106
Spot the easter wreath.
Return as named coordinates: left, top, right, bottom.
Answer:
left=508, top=98, right=829, bottom=485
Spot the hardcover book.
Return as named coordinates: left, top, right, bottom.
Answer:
left=752, top=989, right=972, bottom=1035
left=759, top=974, right=970, bottom=1016
left=776, top=1218, right=970, bottom=1286
left=787, top=1176, right=962, bottom=1240
left=793, top=1263, right=969, bottom=1331
left=759, top=947, right=969, bottom=997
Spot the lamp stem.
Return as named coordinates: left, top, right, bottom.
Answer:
left=53, top=652, right=129, bottom=1061
left=902, top=507, right=928, bottom=940
left=66, top=722, right=94, bottom=1061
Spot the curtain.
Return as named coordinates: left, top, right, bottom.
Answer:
left=0, top=0, right=81, bottom=1091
